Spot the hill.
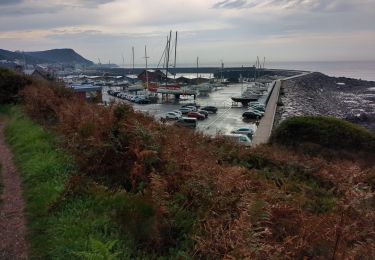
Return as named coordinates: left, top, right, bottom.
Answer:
left=0, top=48, right=93, bottom=66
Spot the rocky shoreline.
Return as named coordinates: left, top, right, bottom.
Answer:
left=274, top=72, right=375, bottom=132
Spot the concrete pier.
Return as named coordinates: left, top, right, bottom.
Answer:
left=252, top=73, right=310, bottom=146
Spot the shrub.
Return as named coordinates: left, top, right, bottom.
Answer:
left=0, top=68, right=31, bottom=104
left=13, top=83, right=375, bottom=259
left=270, top=116, right=375, bottom=152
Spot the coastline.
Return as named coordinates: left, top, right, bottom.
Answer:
left=274, top=72, right=375, bottom=132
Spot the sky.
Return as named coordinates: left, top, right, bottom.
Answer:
left=0, top=0, right=374, bottom=66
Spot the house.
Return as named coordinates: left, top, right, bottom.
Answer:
left=138, top=69, right=166, bottom=82
left=71, top=84, right=102, bottom=103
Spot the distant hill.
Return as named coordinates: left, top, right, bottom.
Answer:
left=0, top=48, right=93, bottom=66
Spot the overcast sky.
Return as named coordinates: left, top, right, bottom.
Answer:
left=0, top=0, right=374, bottom=66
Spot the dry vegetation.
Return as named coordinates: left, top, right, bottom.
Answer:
left=17, top=82, right=375, bottom=258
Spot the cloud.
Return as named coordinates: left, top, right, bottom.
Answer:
left=0, top=0, right=116, bottom=16
left=213, top=0, right=251, bottom=9
left=212, top=0, right=371, bottom=12
left=0, top=0, right=374, bottom=64
left=0, top=0, right=23, bottom=5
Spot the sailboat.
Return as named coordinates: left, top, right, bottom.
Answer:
left=150, top=30, right=180, bottom=92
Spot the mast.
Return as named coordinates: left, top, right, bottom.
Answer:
left=165, top=30, right=172, bottom=86
left=196, top=56, right=199, bottom=80
left=121, top=54, right=125, bottom=76
left=263, top=57, right=266, bottom=69
left=220, top=59, right=224, bottom=83
left=132, top=46, right=135, bottom=74
left=144, top=45, right=149, bottom=90
left=173, top=31, right=177, bottom=79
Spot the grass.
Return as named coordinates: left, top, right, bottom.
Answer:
left=3, top=106, right=133, bottom=259
left=270, top=116, right=375, bottom=152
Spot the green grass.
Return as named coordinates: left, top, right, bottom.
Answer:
left=270, top=116, right=375, bottom=152
left=3, top=106, right=133, bottom=259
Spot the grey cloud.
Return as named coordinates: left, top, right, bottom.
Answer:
left=0, top=0, right=23, bottom=5
left=0, top=5, right=61, bottom=16
left=212, top=0, right=369, bottom=12
left=0, top=0, right=116, bottom=16
left=213, top=0, right=259, bottom=9
left=78, top=0, right=115, bottom=8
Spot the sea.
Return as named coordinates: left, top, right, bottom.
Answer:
left=267, top=61, right=375, bottom=81
left=221, top=61, right=375, bottom=82
left=129, top=61, right=375, bottom=82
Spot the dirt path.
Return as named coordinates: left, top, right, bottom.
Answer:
left=0, top=117, right=28, bottom=259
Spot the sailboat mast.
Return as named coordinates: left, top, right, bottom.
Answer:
left=263, top=57, right=266, bottom=69
left=165, top=30, right=172, bottom=86
left=173, top=31, right=177, bottom=79
left=196, top=56, right=199, bottom=79
left=132, top=46, right=135, bottom=74
left=144, top=45, right=149, bottom=90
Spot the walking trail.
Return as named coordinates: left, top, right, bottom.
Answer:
left=0, top=117, right=28, bottom=259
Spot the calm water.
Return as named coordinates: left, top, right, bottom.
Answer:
left=194, top=61, right=375, bottom=81
left=267, top=61, right=375, bottom=81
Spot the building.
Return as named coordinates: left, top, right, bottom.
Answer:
left=71, top=84, right=102, bottom=103
left=138, top=69, right=166, bottom=82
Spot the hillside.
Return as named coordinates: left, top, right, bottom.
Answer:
left=0, top=71, right=374, bottom=258
left=0, top=48, right=93, bottom=66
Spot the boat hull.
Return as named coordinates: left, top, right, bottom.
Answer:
left=231, top=96, right=260, bottom=106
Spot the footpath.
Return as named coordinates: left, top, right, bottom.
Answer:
left=0, top=117, right=28, bottom=259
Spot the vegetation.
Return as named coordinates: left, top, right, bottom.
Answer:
left=270, top=116, right=375, bottom=152
left=0, top=68, right=31, bottom=104
left=3, top=107, right=132, bottom=259
left=0, top=48, right=93, bottom=65
left=1, top=81, right=374, bottom=258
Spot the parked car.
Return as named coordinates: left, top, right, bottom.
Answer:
left=248, top=107, right=265, bottom=115
left=198, top=110, right=209, bottom=118
left=187, top=111, right=205, bottom=120
left=181, top=103, right=200, bottom=108
left=242, top=111, right=262, bottom=119
left=201, top=106, right=218, bottom=113
left=185, top=106, right=197, bottom=112
left=173, top=110, right=183, bottom=116
left=249, top=104, right=265, bottom=112
left=179, top=107, right=194, bottom=114
left=224, top=134, right=252, bottom=147
left=175, top=117, right=197, bottom=128
left=137, top=99, right=151, bottom=104
left=230, top=127, right=254, bottom=137
left=166, top=112, right=181, bottom=120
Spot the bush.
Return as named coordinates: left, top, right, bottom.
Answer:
left=0, top=68, right=31, bottom=104
left=270, top=116, right=375, bottom=152
left=4, top=107, right=132, bottom=259
left=12, top=83, right=375, bottom=259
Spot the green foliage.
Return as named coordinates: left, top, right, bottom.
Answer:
left=0, top=68, right=31, bottom=104
left=270, top=116, right=375, bottom=152
left=114, top=193, right=157, bottom=245
left=74, top=238, right=121, bottom=260
left=11, top=82, right=375, bottom=259
left=0, top=104, right=11, bottom=115
left=4, top=106, right=131, bottom=259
